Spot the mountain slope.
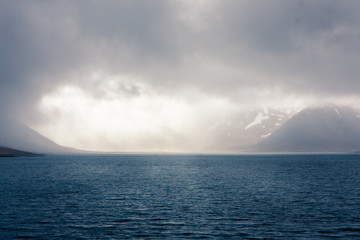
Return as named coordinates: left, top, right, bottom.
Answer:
left=0, top=146, right=37, bottom=157
left=252, top=106, right=360, bottom=153
left=208, top=107, right=295, bottom=151
left=0, top=119, right=77, bottom=154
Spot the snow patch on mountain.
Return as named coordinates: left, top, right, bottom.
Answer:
left=244, top=113, right=269, bottom=130
left=261, top=133, right=272, bottom=138
left=252, top=106, right=360, bottom=153
left=206, top=107, right=296, bottom=151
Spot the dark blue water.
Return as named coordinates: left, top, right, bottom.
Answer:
left=1, top=154, right=360, bottom=239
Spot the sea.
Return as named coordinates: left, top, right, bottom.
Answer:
left=1, top=154, right=360, bottom=239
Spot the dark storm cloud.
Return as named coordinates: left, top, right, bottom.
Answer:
left=2, top=0, right=360, bottom=122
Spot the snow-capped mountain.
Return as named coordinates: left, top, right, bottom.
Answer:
left=252, top=106, right=360, bottom=153
left=208, top=107, right=297, bottom=151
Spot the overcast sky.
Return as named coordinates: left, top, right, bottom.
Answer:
left=2, top=0, right=360, bottom=152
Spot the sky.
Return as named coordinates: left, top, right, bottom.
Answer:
left=1, top=0, right=360, bottom=152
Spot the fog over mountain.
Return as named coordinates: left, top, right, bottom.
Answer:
left=253, top=106, right=360, bottom=153
left=0, top=146, right=38, bottom=157
left=2, top=1, right=360, bottom=152
left=209, top=108, right=296, bottom=151
left=0, top=118, right=76, bottom=153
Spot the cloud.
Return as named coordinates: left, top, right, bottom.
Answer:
left=36, top=77, right=240, bottom=152
left=211, top=0, right=360, bottom=95
left=1, top=0, right=360, bottom=151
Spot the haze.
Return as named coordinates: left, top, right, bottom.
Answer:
left=1, top=0, right=360, bottom=152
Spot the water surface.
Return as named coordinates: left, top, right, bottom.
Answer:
left=1, top=154, right=360, bottom=239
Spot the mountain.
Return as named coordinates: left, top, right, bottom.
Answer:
left=0, top=118, right=77, bottom=154
left=252, top=106, right=360, bottom=153
left=208, top=107, right=296, bottom=151
left=0, top=146, right=37, bottom=157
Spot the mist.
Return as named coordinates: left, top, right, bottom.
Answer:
left=2, top=0, right=360, bottom=152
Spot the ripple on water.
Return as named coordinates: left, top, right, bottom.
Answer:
left=0, top=154, right=360, bottom=239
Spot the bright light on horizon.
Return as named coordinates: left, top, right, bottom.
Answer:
left=31, top=71, right=360, bottom=153
left=34, top=73, right=242, bottom=152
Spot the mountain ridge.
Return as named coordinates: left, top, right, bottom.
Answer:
left=250, top=106, right=360, bottom=153
left=0, top=118, right=79, bottom=154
